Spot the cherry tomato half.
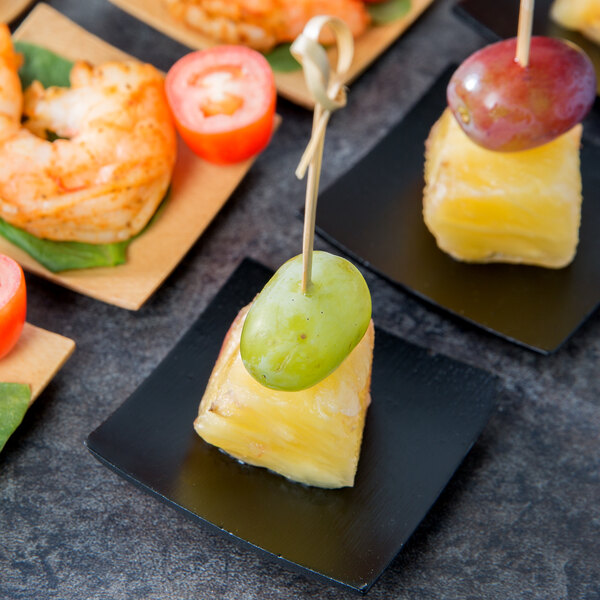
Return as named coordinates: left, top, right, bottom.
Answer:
left=166, top=45, right=276, bottom=164
left=0, top=254, right=26, bottom=359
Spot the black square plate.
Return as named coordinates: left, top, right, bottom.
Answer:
left=454, top=0, right=600, bottom=97
left=314, top=68, right=600, bottom=353
left=86, top=258, right=498, bottom=593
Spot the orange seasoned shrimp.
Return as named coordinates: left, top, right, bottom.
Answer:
left=165, top=0, right=370, bottom=52
left=0, top=25, right=176, bottom=244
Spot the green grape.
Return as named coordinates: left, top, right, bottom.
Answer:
left=240, top=251, right=372, bottom=391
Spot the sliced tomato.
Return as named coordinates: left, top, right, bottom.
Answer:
left=0, top=254, right=26, bottom=359
left=166, top=45, right=276, bottom=164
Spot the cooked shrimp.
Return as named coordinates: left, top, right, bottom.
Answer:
left=0, top=25, right=176, bottom=244
left=165, top=0, right=370, bottom=52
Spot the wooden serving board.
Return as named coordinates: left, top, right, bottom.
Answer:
left=2, top=3, right=274, bottom=310
left=106, top=0, right=435, bottom=108
left=0, top=323, right=75, bottom=404
left=0, top=0, right=32, bottom=25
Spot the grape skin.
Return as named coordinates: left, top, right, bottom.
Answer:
left=240, top=252, right=372, bottom=391
left=447, top=37, right=596, bottom=151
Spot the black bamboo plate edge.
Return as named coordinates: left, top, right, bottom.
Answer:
left=84, top=442, right=369, bottom=593
left=452, top=1, right=500, bottom=43
left=313, top=219, right=600, bottom=356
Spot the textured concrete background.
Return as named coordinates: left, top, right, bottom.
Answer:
left=1, top=0, right=599, bottom=598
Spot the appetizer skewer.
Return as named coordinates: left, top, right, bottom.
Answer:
left=423, top=0, right=596, bottom=268
left=194, top=17, right=374, bottom=488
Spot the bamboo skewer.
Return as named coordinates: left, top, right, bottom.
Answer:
left=300, top=103, right=326, bottom=293
left=516, top=0, right=535, bottom=67
left=291, top=16, right=354, bottom=293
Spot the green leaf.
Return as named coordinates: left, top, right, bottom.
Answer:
left=367, top=0, right=412, bottom=25
left=45, top=129, right=68, bottom=142
left=0, top=383, right=31, bottom=453
left=264, top=43, right=301, bottom=72
left=14, top=41, right=73, bottom=88
left=0, top=219, right=129, bottom=272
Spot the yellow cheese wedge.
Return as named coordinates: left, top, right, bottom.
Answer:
left=194, top=305, right=374, bottom=488
left=423, top=108, right=583, bottom=268
left=551, top=0, right=600, bottom=44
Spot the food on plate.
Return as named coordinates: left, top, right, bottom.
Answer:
left=446, top=37, right=596, bottom=152
left=423, top=109, right=583, bottom=268
left=164, top=0, right=370, bottom=52
left=423, top=35, right=595, bottom=268
left=166, top=45, right=276, bottom=164
left=240, top=252, right=371, bottom=391
left=551, top=0, right=600, bottom=44
left=194, top=16, right=372, bottom=488
left=195, top=252, right=373, bottom=488
left=0, top=24, right=176, bottom=244
left=194, top=302, right=374, bottom=488
left=0, top=254, right=26, bottom=359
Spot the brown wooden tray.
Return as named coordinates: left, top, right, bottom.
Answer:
left=1, top=3, right=275, bottom=310
left=0, top=323, right=75, bottom=404
left=106, top=0, right=435, bottom=108
left=0, top=0, right=32, bottom=25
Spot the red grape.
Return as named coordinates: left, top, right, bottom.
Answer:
left=447, top=37, right=596, bottom=151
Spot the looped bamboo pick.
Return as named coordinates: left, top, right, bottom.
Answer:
left=290, top=16, right=354, bottom=293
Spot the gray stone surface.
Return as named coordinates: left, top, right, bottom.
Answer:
left=2, top=0, right=599, bottom=598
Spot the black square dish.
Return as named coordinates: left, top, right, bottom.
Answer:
left=86, top=258, right=498, bottom=593
left=314, top=68, right=600, bottom=353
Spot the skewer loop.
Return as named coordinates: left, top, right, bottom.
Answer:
left=290, top=16, right=354, bottom=292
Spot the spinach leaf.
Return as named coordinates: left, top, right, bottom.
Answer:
left=0, top=220, right=129, bottom=272
left=367, top=0, right=412, bottom=25
left=264, top=43, right=301, bottom=72
left=0, top=383, right=31, bottom=452
left=14, top=41, right=72, bottom=88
